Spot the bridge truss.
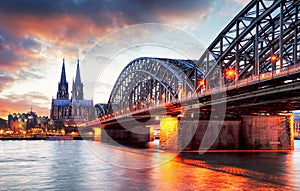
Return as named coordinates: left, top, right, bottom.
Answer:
left=197, top=0, right=300, bottom=90
left=105, top=57, right=204, bottom=116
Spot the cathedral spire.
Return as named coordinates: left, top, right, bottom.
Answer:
left=72, top=59, right=84, bottom=100
left=60, top=58, right=67, bottom=84
left=75, top=59, right=81, bottom=84
left=57, top=58, right=69, bottom=100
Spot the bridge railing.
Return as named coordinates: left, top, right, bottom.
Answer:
left=194, top=63, right=300, bottom=99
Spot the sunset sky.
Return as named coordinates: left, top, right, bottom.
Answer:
left=0, top=0, right=250, bottom=119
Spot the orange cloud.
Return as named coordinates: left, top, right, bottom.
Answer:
left=0, top=94, right=50, bottom=119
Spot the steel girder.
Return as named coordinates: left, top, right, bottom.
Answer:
left=95, top=103, right=107, bottom=118
left=196, top=0, right=300, bottom=90
left=105, top=57, right=204, bottom=116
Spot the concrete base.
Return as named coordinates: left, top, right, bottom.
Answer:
left=240, top=115, right=293, bottom=150
left=158, top=115, right=294, bottom=151
left=100, top=126, right=150, bottom=146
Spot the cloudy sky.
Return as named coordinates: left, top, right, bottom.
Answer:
left=0, top=0, right=251, bottom=119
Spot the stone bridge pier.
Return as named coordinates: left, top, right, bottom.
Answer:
left=159, top=115, right=294, bottom=151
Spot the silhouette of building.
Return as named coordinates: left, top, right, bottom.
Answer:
left=50, top=59, right=95, bottom=131
left=7, top=109, right=38, bottom=133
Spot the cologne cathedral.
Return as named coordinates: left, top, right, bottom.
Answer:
left=50, top=59, right=95, bottom=129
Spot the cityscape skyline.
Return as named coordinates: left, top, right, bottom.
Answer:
left=0, top=0, right=251, bottom=119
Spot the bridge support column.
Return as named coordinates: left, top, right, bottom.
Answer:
left=159, top=114, right=294, bottom=151
left=101, top=126, right=150, bottom=146
left=159, top=116, right=179, bottom=150
left=93, top=127, right=102, bottom=142
left=241, top=115, right=294, bottom=150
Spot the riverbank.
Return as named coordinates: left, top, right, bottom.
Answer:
left=0, top=136, right=94, bottom=141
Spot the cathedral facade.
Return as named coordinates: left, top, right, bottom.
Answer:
left=50, top=59, right=95, bottom=130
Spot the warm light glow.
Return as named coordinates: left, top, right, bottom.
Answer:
left=140, top=102, right=144, bottom=106
left=150, top=98, right=154, bottom=103
left=290, top=115, right=294, bottom=150
left=225, top=68, right=235, bottom=80
left=94, top=128, right=101, bottom=142
left=199, top=80, right=205, bottom=86
left=162, top=94, right=166, bottom=99
left=159, top=116, right=179, bottom=148
left=270, top=54, right=279, bottom=63
left=132, top=104, right=136, bottom=109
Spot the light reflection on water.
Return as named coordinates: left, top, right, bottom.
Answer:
left=0, top=140, right=300, bottom=190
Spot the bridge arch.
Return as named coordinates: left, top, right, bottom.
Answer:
left=105, top=57, right=204, bottom=115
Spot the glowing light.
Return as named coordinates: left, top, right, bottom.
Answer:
left=225, top=68, right=235, bottom=80
left=160, top=116, right=179, bottom=145
left=270, top=54, right=279, bottom=63
left=162, top=94, right=166, bottom=99
left=140, top=102, right=144, bottom=106
left=199, top=80, right=205, bottom=86
left=94, top=128, right=101, bottom=142
left=150, top=98, right=154, bottom=103
left=132, top=104, right=136, bottom=109
left=290, top=115, right=294, bottom=150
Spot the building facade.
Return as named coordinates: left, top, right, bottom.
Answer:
left=50, top=59, right=95, bottom=131
left=7, top=109, right=38, bottom=134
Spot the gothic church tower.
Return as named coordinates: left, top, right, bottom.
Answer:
left=57, top=59, right=69, bottom=100
left=72, top=60, right=84, bottom=100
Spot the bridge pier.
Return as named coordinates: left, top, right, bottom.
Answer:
left=98, top=125, right=150, bottom=146
left=93, top=127, right=102, bottom=142
left=158, top=114, right=294, bottom=151
left=240, top=115, right=293, bottom=150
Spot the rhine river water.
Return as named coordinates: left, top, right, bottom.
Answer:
left=1, top=140, right=300, bottom=190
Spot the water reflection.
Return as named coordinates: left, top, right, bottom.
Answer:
left=0, top=140, right=300, bottom=190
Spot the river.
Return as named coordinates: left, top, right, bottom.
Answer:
left=0, top=139, right=300, bottom=190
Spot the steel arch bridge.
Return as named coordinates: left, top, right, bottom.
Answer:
left=97, top=0, right=300, bottom=119
left=105, top=57, right=204, bottom=116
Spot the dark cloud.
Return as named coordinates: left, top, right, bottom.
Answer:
left=0, top=33, right=20, bottom=67
left=20, top=35, right=41, bottom=51
left=0, top=71, right=14, bottom=92
left=0, top=0, right=213, bottom=25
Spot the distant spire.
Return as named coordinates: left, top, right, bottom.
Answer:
left=72, top=59, right=84, bottom=100
left=60, top=58, right=67, bottom=84
left=75, top=59, right=81, bottom=83
left=57, top=58, right=69, bottom=100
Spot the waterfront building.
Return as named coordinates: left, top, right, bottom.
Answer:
left=50, top=59, right=95, bottom=132
left=0, top=118, right=7, bottom=129
left=294, top=111, right=300, bottom=138
left=7, top=109, right=38, bottom=134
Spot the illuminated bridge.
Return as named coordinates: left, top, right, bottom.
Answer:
left=89, top=0, right=300, bottom=150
